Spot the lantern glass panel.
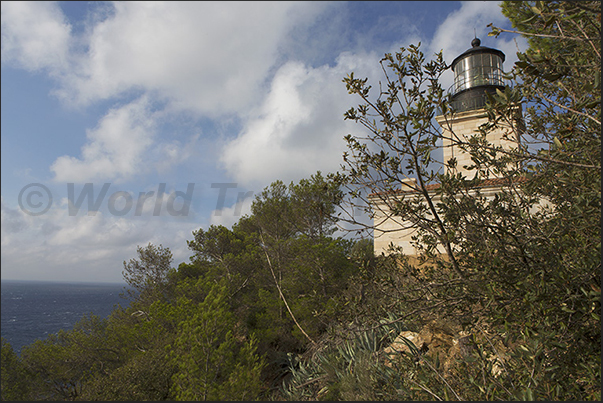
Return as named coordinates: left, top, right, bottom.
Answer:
left=453, top=52, right=504, bottom=94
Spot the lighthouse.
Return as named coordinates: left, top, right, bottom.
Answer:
left=371, top=38, right=523, bottom=256
left=436, top=38, right=519, bottom=178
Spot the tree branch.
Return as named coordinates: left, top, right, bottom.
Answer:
left=259, top=232, right=316, bottom=346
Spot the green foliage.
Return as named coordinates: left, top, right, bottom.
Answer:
left=333, top=1, right=600, bottom=401
left=168, top=282, right=265, bottom=400
left=19, top=314, right=119, bottom=400
left=82, top=345, right=176, bottom=400
left=183, top=172, right=357, bottom=391
left=1, top=338, right=30, bottom=401
left=342, top=42, right=467, bottom=276
left=280, top=315, right=408, bottom=401
left=4, top=3, right=598, bottom=401
left=13, top=274, right=266, bottom=401
left=481, top=4, right=600, bottom=397
left=288, top=172, right=346, bottom=238
left=122, top=243, right=174, bottom=304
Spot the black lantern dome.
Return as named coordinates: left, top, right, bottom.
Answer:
left=449, top=38, right=506, bottom=112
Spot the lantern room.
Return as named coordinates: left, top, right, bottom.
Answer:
left=449, top=38, right=506, bottom=112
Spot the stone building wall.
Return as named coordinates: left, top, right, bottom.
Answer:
left=370, top=107, right=524, bottom=257
left=436, top=108, right=519, bottom=178
left=370, top=183, right=507, bottom=256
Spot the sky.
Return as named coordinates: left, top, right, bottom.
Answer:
left=1, top=1, right=526, bottom=283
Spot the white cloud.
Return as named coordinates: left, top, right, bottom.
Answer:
left=52, top=1, right=327, bottom=115
left=49, top=96, right=202, bottom=183
left=429, top=1, right=526, bottom=89
left=1, top=1, right=71, bottom=72
left=152, top=133, right=201, bottom=174
left=2, top=2, right=327, bottom=115
left=220, top=51, right=382, bottom=187
left=132, top=185, right=197, bottom=218
left=218, top=2, right=524, bottom=189
left=0, top=196, right=29, bottom=246
left=1, top=199, right=201, bottom=282
left=209, top=195, right=254, bottom=229
left=1, top=1, right=531, bottom=284
left=50, top=96, right=156, bottom=183
left=3, top=1, right=332, bottom=184
left=430, top=1, right=507, bottom=59
left=56, top=181, right=197, bottom=219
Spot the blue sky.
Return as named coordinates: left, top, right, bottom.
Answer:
left=1, top=1, right=525, bottom=283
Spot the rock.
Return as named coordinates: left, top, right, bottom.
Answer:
left=383, top=325, right=472, bottom=370
left=383, top=331, right=423, bottom=356
left=383, top=324, right=509, bottom=378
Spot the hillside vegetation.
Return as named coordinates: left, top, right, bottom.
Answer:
left=2, top=1, right=600, bottom=400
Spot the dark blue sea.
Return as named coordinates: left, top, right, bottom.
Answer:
left=1, top=280, right=129, bottom=355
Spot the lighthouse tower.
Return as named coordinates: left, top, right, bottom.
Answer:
left=371, top=38, right=523, bottom=256
left=435, top=38, right=518, bottom=178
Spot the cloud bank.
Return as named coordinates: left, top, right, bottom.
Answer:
left=1, top=1, right=525, bottom=282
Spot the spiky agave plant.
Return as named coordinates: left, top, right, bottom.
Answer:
left=280, top=314, right=408, bottom=401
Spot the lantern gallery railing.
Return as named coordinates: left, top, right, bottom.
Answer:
left=448, top=86, right=502, bottom=113
left=451, top=52, right=505, bottom=95
left=442, top=38, right=508, bottom=113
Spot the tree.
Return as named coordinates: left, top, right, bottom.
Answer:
left=168, top=281, right=265, bottom=401
left=482, top=2, right=600, bottom=399
left=288, top=171, right=345, bottom=239
left=1, top=338, right=30, bottom=401
left=183, top=173, right=358, bottom=390
left=19, top=314, right=121, bottom=400
left=342, top=42, right=468, bottom=273
left=248, top=172, right=354, bottom=347
left=122, top=243, right=174, bottom=304
left=79, top=305, right=179, bottom=400
left=334, top=1, right=600, bottom=400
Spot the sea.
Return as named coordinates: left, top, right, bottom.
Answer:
left=1, top=280, right=129, bottom=355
